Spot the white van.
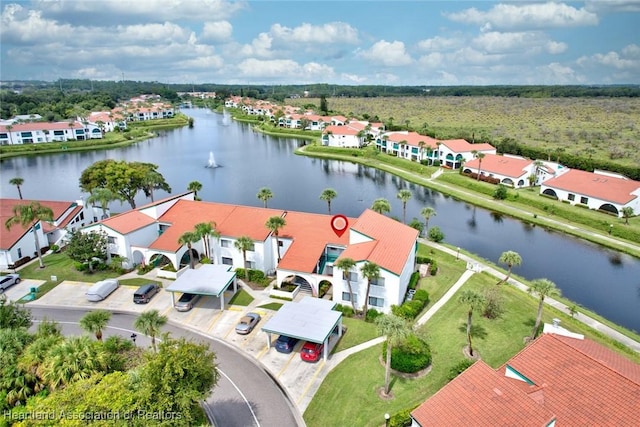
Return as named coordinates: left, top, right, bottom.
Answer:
left=86, top=279, right=119, bottom=302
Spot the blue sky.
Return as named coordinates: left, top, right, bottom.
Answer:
left=1, top=1, right=639, bottom=85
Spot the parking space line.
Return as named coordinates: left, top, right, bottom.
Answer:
left=206, top=310, right=224, bottom=332
left=277, top=349, right=298, bottom=379
left=297, top=359, right=326, bottom=405
left=184, top=298, right=206, bottom=324
left=161, top=305, right=173, bottom=317
left=257, top=342, right=270, bottom=359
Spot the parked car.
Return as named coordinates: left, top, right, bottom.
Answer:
left=300, top=341, right=324, bottom=363
left=235, top=312, right=261, bottom=335
left=0, top=274, right=20, bottom=292
left=86, top=279, right=119, bottom=302
left=174, top=293, right=201, bottom=312
left=133, top=283, right=160, bottom=304
left=275, top=335, right=299, bottom=354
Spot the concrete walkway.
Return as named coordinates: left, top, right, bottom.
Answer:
left=415, top=269, right=475, bottom=327
left=419, top=238, right=640, bottom=353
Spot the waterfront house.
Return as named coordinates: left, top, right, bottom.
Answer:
left=376, top=131, right=439, bottom=163
left=410, top=327, right=640, bottom=426
left=0, top=199, right=99, bottom=269
left=438, top=139, right=496, bottom=169
left=540, top=169, right=640, bottom=217
left=0, top=121, right=102, bottom=145
left=463, top=154, right=569, bottom=187
left=322, top=124, right=365, bottom=147
left=81, top=193, right=418, bottom=313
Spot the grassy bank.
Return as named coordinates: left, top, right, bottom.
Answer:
left=0, top=114, right=189, bottom=159
left=296, top=144, right=640, bottom=259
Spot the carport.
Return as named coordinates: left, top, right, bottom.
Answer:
left=261, top=296, right=343, bottom=361
left=165, top=264, right=237, bottom=310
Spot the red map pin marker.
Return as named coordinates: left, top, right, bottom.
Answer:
left=331, top=214, right=348, bottom=237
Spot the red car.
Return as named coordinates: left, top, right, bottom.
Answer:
left=300, top=341, right=324, bottom=363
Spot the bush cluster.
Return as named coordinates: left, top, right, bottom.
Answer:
left=428, top=226, right=445, bottom=242
left=429, top=260, right=438, bottom=276
left=335, top=304, right=355, bottom=317
left=382, top=334, right=432, bottom=373
left=462, top=171, right=501, bottom=184
left=447, top=359, right=474, bottom=381
left=415, top=256, right=432, bottom=264
left=365, top=308, right=382, bottom=323
left=235, top=268, right=271, bottom=286
left=388, top=409, right=414, bottom=427
left=392, top=290, right=429, bottom=320
left=408, top=272, right=420, bottom=290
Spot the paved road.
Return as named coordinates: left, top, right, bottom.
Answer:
left=27, top=306, right=302, bottom=427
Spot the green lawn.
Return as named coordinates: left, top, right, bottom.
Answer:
left=416, top=244, right=467, bottom=309
left=228, top=289, right=254, bottom=306
left=332, top=317, right=380, bottom=353
left=304, top=270, right=640, bottom=427
left=257, top=302, right=283, bottom=311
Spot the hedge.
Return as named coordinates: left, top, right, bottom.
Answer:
left=382, top=334, right=432, bottom=373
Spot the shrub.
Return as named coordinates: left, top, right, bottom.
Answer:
left=383, top=334, right=432, bottom=373
left=429, top=259, right=438, bottom=276
left=200, top=256, right=211, bottom=264
left=412, top=289, right=430, bottom=305
left=365, top=308, right=382, bottom=323
left=389, top=409, right=414, bottom=427
left=408, top=272, right=420, bottom=290
left=482, top=287, right=505, bottom=319
left=448, top=359, right=474, bottom=381
left=493, top=184, right=508, bottom=200
left=50, top=244, right=60, bottom=253
left=161, top=264, right=177, bottom=272
left=416, top=256, right=432, bottom=264
left=392, top=299, right=426, bottom=320
left=137, top=264, right=154, bottom=275
left=433, top=160, right=441, bottom=167
left=428, top=226, right=444, bottom=242
left=335, top=304, right=354, bottom=317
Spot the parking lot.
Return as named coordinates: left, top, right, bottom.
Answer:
left=25, top=278, right=339, bottom=412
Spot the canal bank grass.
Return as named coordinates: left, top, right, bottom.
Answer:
left=304, top=271, right=640, bottom=427
left=0, top=115, right=188, bottom=159
left=296, top=144, right=640, bottom=259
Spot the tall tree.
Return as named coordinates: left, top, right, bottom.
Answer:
left=187, top=180, right=203, bottom=200
left=360, top=261, right=380, bottom=318
left=194, top=221, right=218, bottom=259
left=420, top=207, right=436, bottom=234
left=134, top=310, right=168, bottom=353
left=334, top=257, right=357, bottom=313
left=265, top=215, right=286, bottom=262
left=142, top=169, right=172, bottom=202
left=396, top=189, right=412, bottom=224
left=458, top=289, right=486, bottom=357
left=621, top=207, right=634, bottom=225
left=472, top=150, right=486, bottom=181
left=370, top=198, right=391, bottom=215
left=257, top=187, right=273, bottom=208
left=529, top=279, right=561, bottom=340
left=9, top=177, right=24, bottom=199
left=87, top=187, right=120, bottom=220
left=319, top=188, right=337, bottom=213
left=234, top=236, right=254, bottom=281
left=40, top=336, right=106, bottom=390
left=79, top=310, right=111, bottom=341
left=65, top=230, right=107, bottom=272
left=178, top=231, right=199, bottom=268
left=498, top=251, right=522, bottom=285
left=319, top=95, right=328, bottom=114
left=5, top=201, right=54, bottom=268
left=375, top=314, right=410, bottom=396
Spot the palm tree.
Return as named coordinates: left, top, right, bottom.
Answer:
left=532, top=160, right=544, bottom=185
left=5, top=201, right=54, bottom=268
left=142, top=170, right=171, bottom=202
left=265, top=216, right=286, bottom=262
left=187, top=180, right=203, bottom=200
left=9, top=177, right=24, bottom=199
left=234, top=235, right=254, bottom=281
left=370, top=198, right=391, bottom=215
left=319, top=188, right=337, bottom=213
left=40, top=336, right=106, bottom=390
left=360, top=261, right=380, bottom=318
left=257, top=187, right=273, bottom=208
left=621, top=207, right=634, bottom=225
left=178, top=231, right=199, bottom=268
left=194, top=221, right=218, bottom=259
left=529, top=279, right=561, bottom=340
left=134, top=310, right=167, bottom=353
left=418, top=141, right=425, bottom=162
left=335, top=257, right=357, bottom=313
left=79, top=310, right=111, bottom=341
left=5, top=124, right=14, bottom=145
left=472, top=150, right=486, bottom=181
left=375, top=314, right=410, bottom=396
left=420, top=207, right=436, bottom=235
left=458, top=289, right=486, bottom=357
left=397, top=189, right=412, bottom=223
left=87, top=187, right=120, bottom=220
left=498, top=251, right=522, bottom=285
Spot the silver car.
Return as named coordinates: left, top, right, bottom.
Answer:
left=235, top=312, right=261, bottom=335
left=174, top=293, right=201, bottom=312
left=0, top=274, right=21, bottom=292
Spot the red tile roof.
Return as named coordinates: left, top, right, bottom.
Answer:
left=411, top=360, right=556, bottom=427
left=543, top=169, right=640, bottom=204
left=385, top=131, right=438, bottom=148
left=348, top=209, right=418, bottom=275
left=1, top=199, right=79, bottom=249
left=323, top=125, right=360, bottom=136
left=412, top=333, right=640, bottom=427
left=439, top=139, right=495, bottom=153
left=0, top=121, right=83, bottom=132
left=101, top=210, right=156, bottom=235
left=464, top=154, right=532, bottom=178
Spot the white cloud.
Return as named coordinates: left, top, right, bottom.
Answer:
left=472, top=31, right=567, bottom=55
left=546, top=41, right=568, bottom=54
left=236, top=58, right=334, bottom=81
left=240, top=32, right=273, bottom=58
left=536, top=62, right=585, bottom=84
left=585, top=0, right=640, bottom=13
left=622, top=44, right=640, bottom=58
left=417, top=36, right=461, bottom=51
left=270, top=22, right=358, bottom=44
left=341, top=73, right=368, bottom=83
left=201, top=21, right=233, bottom=42
left=116, top=22, right=191, bottom=43
left=417, top=52, right=444, bottom=69
left=1, top=4, right=74, bottom=44
left=358, top=40, right=413, bottom=66
left=446, top=2, right=598, bottom=30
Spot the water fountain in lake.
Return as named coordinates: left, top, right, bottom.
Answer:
left=206, top=151, right=218, bottom=168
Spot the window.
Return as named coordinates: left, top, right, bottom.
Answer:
left=368, top=296, right=384, bottom=307
left=371, top=277, right=385, bottom=287
left=107, top=236, right=116, bottom=244
left=222, top=257, right=233, bottom=265
left=342, top=292, right=357, bottom=303
left=17, top=248, right=22, bottom=258
left=348, top=272, right=358, bottom=282
left=220, top=239, right=231, bottom=248
left=79, top=212, right=84, bottom=220
left=568, top=193, right=575, bottom=201
left=244, top=260, right=255, bottom=269
left=0, top=133, right=7, bottom=139
left=580, top=196, right=588, bottom=204
left=54, top=130, right=64, bottom=136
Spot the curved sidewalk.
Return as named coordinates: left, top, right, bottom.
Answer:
left=419, top=238, right=640, bottom=353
